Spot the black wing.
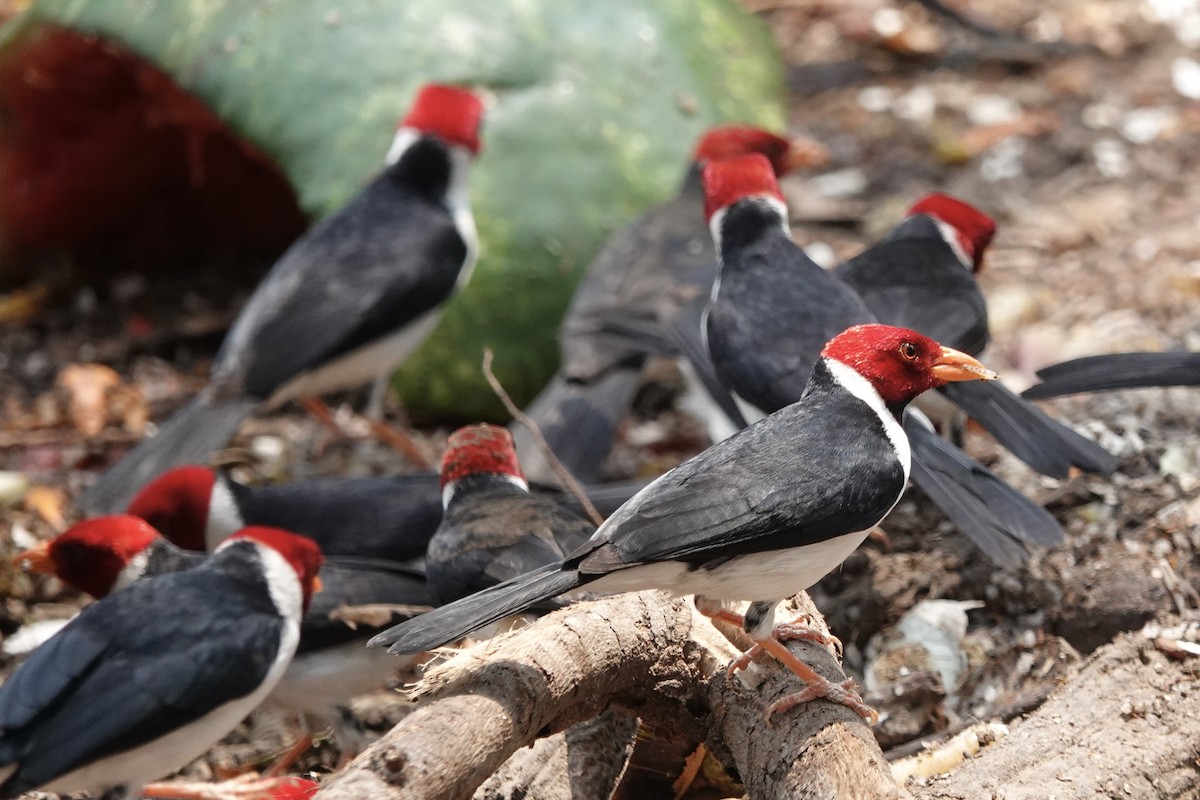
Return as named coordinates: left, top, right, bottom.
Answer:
left=213, top=173, right=466, bottom=399
left=835, top=229, right=989, bottom=356
left=237, top=472, right=442, bottom=562
left=0, top=570, right=283, bottom=796
left=558, top=171, right=715, bottom=381
left=1023, top=352, right=1200, bottom=399
left=580, top=383, right=905, bottom=570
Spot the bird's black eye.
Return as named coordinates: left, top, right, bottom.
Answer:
left=900, top=342, right=919, bottom=361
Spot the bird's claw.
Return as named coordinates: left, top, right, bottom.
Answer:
left=774, top=617, right=842, bottom=658
left=765, top=677, right=877, bottom=725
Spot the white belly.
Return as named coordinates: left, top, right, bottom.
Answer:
left=585, top=529, right=870, bottom=604
left=265, top=309, right=442, bottom=408
left=266, top=641, right=411, bottom=721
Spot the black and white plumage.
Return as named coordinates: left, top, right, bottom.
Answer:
left=691, top=156, right=1065, bottom=566
left=1021, top=351, right=1200, bottom=399
left=429, top=424, right=596, bottom=606
left=14, top=517, right=429, bottom=760
left=835, top=194, right=1115, bottom=478
left=371, top=323, right=995, bottom=721
left=512, top=126, right=814, bottom=485
left=84, top=83, right=486, bottom=514
left=0, top=528, right=322, bottom=800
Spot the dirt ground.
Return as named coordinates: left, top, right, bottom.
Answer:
left=1, top=0, right=1199, bottom=795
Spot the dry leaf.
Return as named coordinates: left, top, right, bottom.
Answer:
left=24, top=485, right=67, bottom=527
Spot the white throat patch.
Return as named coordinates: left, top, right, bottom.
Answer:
left=206, top=477, right=244, bottom=551
left=928, top=216, right=973, bottom=270
left=823, top=357, right=911, bottom=484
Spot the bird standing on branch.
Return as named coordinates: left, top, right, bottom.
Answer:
left=694, top=154, right=1063, bottom=567
left=371, top=323, right=997, bottom=723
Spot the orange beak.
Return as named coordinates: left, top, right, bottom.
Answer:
left=311, top=575, right=324, bottom=594
left=12, top=541, right=54, bottom=574
left=785, top=137, right=831, bottom=172
left=931, top=346, right=998, bottom=383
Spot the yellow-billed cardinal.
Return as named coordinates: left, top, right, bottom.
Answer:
left=0, top=527, right=322, bottom=800
left=430, top=424, right=595, bottom=606
left=120, top=464, right=640, bottom=559
left=1022, top=351, right=1200, bottom=399
left=370, top=323, right=996, bottom=722
left=834, top=193, right=1115, bottom=478
left=14, top=516, right=430, bottom=761
left=695, top=155, right=1064, bottom=566
left=85, top=83, right=486, bottom=514
left=513, top=125, right=824, bottom=484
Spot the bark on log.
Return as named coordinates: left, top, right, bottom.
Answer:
left=314, top=590, right=905, bottom=800
left=315, top=592, right=712, bottom=800
left=472, top=710, right=639, bottom=800
left=913, top=628, right=1200, bottom=799
left=706, top=594, right=909, bottom=800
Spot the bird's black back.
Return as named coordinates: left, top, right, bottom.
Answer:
left=706, top=205, right=874, bottom=414
left=211, top=137, right=467, bottom=400
left=559, top=167, right=717, bottom=382
left=836, top=216, right=989, bottom=356
left=232, top=473, right=442, bottom=562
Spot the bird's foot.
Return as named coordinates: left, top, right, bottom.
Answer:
left=298, top=397, right=345, bottom=439
left=142, top=773, right=314, bottom=800
left=756, top=635, right=877, bottom=725
left=700, top=607, right=841, bottom=674
left=766, top=676, right=877, bottom=725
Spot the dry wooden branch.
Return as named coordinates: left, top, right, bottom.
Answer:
left=315, top=590, right=909, bottom=800
left=315, top=591, right=711, bottom=800
left=472, top=709, right=639, bottom=800
left=913, top=626, right=1200, bottom=799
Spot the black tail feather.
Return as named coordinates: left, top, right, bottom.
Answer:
left=82, top=397, right=259, bottom=514
left=368, top=562, right=583, bottom=654
left=1022, top=352, right=1200, bottom=399
left=905, top=415, right=1064, bottom=567
left=941, top=380, right=1116, bottom=477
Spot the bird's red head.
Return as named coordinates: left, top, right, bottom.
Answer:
left=125, top=465, right=214, bottom=552
left=439, top=423, right=525, bottom=489
left=13, top=515, right=160, bottom=599
left=693, top=125, right=827, bottom=176
left=228, top=527, right=324, bottom=613
left=400, top=83, right=484, bottom=155
left=906, top=193, right=996, bottom=272
left=701, top=153, right=787, bottom=223
left=822, top=324, right=997, bottom=407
